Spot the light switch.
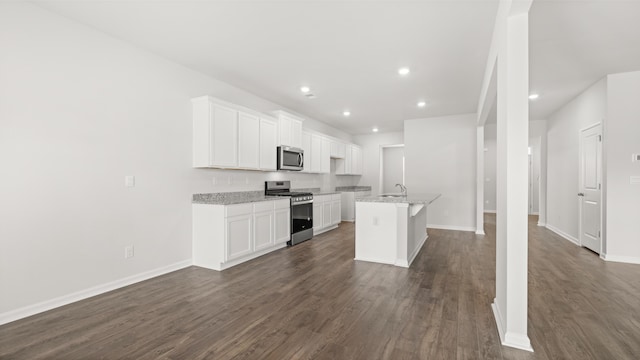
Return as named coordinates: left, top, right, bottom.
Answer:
left=630, top=176, right=640, bottom=185
left=125, top=176, right=135, bottom=187
left=633, top=154, right=640, bottom=162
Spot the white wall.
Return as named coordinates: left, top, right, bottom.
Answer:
left=484, top=120, right=546, bottom=215
left=546, top=79, right=607, bottom=241
left=484, top=124, right=498, bottom=212
left=352, top=132, right=404, bottom=195
left=405, top=114, right=477, bottom=231
left=381, top=147, right=405, bottom=193
left=0, top=3, right=354, bottom=319
left=604, top=71, right=640, bottom=261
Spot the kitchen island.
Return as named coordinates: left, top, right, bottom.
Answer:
left=355, top=193, right=440, bottom=267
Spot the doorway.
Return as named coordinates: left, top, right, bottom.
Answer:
left=379, top=145, right=405, bottom=194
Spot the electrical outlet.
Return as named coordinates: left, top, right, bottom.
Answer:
left=124, top=245, right=134, bottom=259
left=125, top=176, right=135, bottom=187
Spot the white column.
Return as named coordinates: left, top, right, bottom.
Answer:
left=492, top=8, right=533, bottom=352
left=476, top=125, right=485, bottom=235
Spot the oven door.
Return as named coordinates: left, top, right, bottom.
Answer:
left=291, top=201, right=313, bottom=234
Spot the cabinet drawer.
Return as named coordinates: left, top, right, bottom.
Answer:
left=226, top=203, right=253, bottom=217
left=332, top=194, right=341, bottom=201
left=274, top=199, right=290, bottom=210
left=315, top=195, right=329, bottom=203
left=253, top=201, right=274, bottom=213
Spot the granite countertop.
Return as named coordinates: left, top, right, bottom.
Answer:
left=193, top=191, right=289, bottom=205
left=336, top=186, right=372, bottom=192
left=293, top=188, right=339, bottom=196
left=356, top=193, right=441, bottom=205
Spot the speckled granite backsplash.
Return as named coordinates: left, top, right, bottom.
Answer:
left=192, top=191, right=279, bottom=205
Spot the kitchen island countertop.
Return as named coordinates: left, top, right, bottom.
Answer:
left=356, top=193, right=441, bottom=205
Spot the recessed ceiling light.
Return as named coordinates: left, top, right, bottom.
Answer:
left=343, top=111, right=351, bottom=117
left=372, top=127, right=379, bottom=132
left=417, top=101, right=426, bottom=108
left=398, top=67, right=410, bottom=76
left=300, top=86, right=310, bottom=93
left=529, top=93, right=539, bottom=100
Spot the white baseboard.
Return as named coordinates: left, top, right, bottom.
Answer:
left=484, top=210, right=497, bottom=214
left=492, top=300, right=534, bottom=352
left=427, top=224, right=476, bottom=232
left=601, top=253, right=640, bottom=265
left=313, top=224, right=339, bottom=236
left=529, top=212, right=539, bottom=216
left=545, top=224, right=579, bottom=246
left=537, top=222, right=546, bottom=227
left=0, top=259, right=192, bottom=326
left=354, top=256, right=395, bottom=266
left=475, top=230, right=485, bottom=235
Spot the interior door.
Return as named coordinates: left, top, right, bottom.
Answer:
left=579, top=124, right=602, bottom=253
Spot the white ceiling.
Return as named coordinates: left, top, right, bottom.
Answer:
left=35, top=1, right=640, bottom=134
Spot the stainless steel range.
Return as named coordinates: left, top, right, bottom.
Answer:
left=265, top=181, right=313, bottom=245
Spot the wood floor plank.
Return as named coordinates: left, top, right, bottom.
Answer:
left=2, top=216, right=640, bottom=359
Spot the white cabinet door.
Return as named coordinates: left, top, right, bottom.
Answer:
left=321, top=137, right=330, bottom=173
left=311, top=134, right=322, bottom=173
left=274, top=208, right=290, bottom=244
left=344, top=145, right=353, bottom=174
left=238, top=112, right=260, bottom=169
left=301, top=131, right=312, bottom=173
left=331, top=200, right=341, bottom=225
left=323, top=201, right=332, bottom=228
left=259, top=118, right=277, bottom=171
left=225, top=214, right=252, bottom=261
left=253, top=211, right=274, bottom=251
left=291, top=119, right=302, bottom=148
left=279, top=116, right=291, bottom=146
left=331, top=141, right=346, bottom=159
left=211, top=103, right=238, bottom=167
left=313, top=202, right=323, bottom=232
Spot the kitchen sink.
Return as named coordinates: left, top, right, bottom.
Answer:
left=380, top=193, right=406, bottom=198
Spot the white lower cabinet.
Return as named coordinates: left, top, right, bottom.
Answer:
left=323, top=201, right=332, bottom=228
left=313, top=194, right=341, bottom=235
left=253, top=210, right=274, bottom=251
left=226, top=214, right=253, bottom=261
left=274, top=204, right=291, bottom=245
left=193, top=199, right=290, bottom=271
left=313, top=202, right=323, bottom=233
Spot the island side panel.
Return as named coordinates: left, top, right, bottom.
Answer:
left=407, top=204, right=428, bottom=266
left=355, top=202, right=398, bottom=265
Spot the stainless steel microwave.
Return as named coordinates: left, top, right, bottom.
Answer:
left=277, top=146, right=304, bottom=171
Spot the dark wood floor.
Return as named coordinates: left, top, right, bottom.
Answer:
left=2, top=214, right=640, bottom=359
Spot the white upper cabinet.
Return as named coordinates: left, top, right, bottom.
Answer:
left=193, top=97, right=239, bottom=168
left=259, top=117, right=277, bottom=171
left=330, top=140, right=346, bottom=159
left=321, top=137, right=331, bottom=174
left=273, top=111, right=303, bottom=148
left=193, top=96, right=281, bottom=171
left=311, top=134, right=323, bottom=173
left=301, top=131, right=312, bottom=173
left=238, top=111, right=260, bottom=169
left=291, top=119, right=302, bottom=149
left=335, top=144, right=363, bottom=175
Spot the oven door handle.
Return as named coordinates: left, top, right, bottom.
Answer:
left=298, top=153, right=303, bottom=167
left=293, top=199, right=313, bottom=205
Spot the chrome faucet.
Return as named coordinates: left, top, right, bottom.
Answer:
left=395, top=183, right=407, bottom=196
